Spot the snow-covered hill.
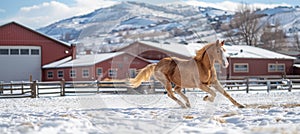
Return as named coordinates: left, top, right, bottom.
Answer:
left=257, top=6, right=300, bottom=33
left=37, top=1, right=300, bottom=53
left=37, top=1, right=228, bottom=52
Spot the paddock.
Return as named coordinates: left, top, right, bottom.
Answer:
left=0, top=90, right=300, bottom=133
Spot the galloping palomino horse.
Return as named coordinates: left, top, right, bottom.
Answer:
left=130, top=40, right=245, bottom=108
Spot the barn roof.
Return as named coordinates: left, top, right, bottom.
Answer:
left=135, top=41, right=296, bottom=60
left=137, top=41, right=194, bottom=57
left=43, top=52, right=151, bottom=68
left=294, top=64, right=300, bottom=68
left=0, top=22, right=71, bottom=47
left=43, top=52, right=124, bottom=68
left=42, top=56, right=73, bottom=69
left=223, top=45, right=296, bottom=59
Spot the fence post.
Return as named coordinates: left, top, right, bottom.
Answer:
left=10, top=81, right=13, bottom=94
left=31, top=80, right=37, bottom=98
left=21, top=81, right=24, bottom=94
left=287, top=79, right=292, bottom=92
left=60, top=79, right=65, bottom=96
left=267, top=81, right=270, bottom=93
left=0, top=81, right=3, bottom=94
left=246, top=78, right=249, bottom=93
left=97, top=80, right=100, bottom=93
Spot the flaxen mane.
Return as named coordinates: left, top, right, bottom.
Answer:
left=194, top=42, right=214, bottom=60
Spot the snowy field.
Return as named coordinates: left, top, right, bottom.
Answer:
left=0, top=90, right=300, bottom=134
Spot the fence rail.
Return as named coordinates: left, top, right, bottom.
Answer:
left=0, top=78, right=297, bottom=99
left=220, top=78, right=293, bottom=93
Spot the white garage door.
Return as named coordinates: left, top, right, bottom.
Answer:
left=0, top=46, right=41, bottom=82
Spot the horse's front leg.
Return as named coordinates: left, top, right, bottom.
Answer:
left=212, top=81, right=245, bottom=108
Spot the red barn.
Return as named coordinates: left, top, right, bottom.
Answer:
left=223, top=45, right=296, bottom=79
left=42, top=52, right=150, bottom=81
left=0, top=22, right=75, bottom=82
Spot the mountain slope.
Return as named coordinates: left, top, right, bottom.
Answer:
left=38, top=2, right=300, bottom=53
left=257, top=6, right=300, bottom=33
left=38, top=1, right=225, bottom=52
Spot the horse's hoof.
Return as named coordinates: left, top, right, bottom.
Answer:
left=181, top=105, right=188, bottom=109
left=238, top=104, right=246, bottom=108
left=203, top=95, right=209, bottom=101
left=186, top=103, right=191, bottom=108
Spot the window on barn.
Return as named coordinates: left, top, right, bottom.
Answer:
left=10, top=49, right=19, bottom=55
left=234, top=63, right=248, bottom=72
left=97, top=68, right=103, bottom=77
left=47, top=71, right=54, bottom=79
left=82, top=69, right=89, bottom=78
left=268, top=64, right=276, bottom=72
left=70, top=70, right=76, bottom=78
left=31, top=49, right=40, bottom=55
left=0, top=49, right=9, bottom=55
left=20, top=49, right=29, bottom=55
left=277, top=64, right=285, bottom=72
left=109, top=68, right=117, bottom=78
left=58, top=70, right=64, bottom=78
left=129, top=69, right=136, bottom=78
left=268, top=64, right=285, bottom=72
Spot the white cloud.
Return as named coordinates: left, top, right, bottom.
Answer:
left=74, top=0, right=116, bottom=13
left=2, top=0, right=117, bottom=29
left=185, top=0, right=291, bottom=12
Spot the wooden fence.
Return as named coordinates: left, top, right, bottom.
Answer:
left=0, top=80, right=129, bottom=98
left=219, top=78, right=294, bottom=93
left=0, top=78, right=297, bottom=99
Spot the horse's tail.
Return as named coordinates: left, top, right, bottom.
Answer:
left=130, top=63, right=157, bottom=88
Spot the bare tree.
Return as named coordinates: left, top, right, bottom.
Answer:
left=260, top=19, right=286, bottom=50
left=222, top=3, right=262, bottom=46
left=294, top=31, right=300, bottom=49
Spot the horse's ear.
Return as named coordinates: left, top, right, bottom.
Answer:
left=221, top=40, right=225, bottom=46
left=216, top=40, right=219, bottom=45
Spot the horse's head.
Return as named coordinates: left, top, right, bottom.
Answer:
left=195, top=40, right=229, bottom=68
left=208, top=40, right=229, bottom=68
left=198, top=40, right=229, bottom=68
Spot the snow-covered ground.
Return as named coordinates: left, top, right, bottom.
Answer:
left=1, top=90, right=300, bottom=134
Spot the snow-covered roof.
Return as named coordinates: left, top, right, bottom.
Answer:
left=293, top=64, right=300, bottom=68
left=43, top=56, right=73, bottom=69
left=138, top=41, right=296, bottom=60
left=224, top=45, right=296, bottom=59
left=43, top=52, right=125, bottom=68
left=138, top=41, right=200, bottom=57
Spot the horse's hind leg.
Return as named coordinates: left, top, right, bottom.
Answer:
left=199, top=84, right=216, bottom=102
left=154, top=72, right=186, bottom=108
left=165, top=83, right=187, bottom=108
left=174, top=86, right=191, bottom=108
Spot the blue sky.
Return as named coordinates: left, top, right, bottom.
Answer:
left=0, top=0, right=298, bottom=29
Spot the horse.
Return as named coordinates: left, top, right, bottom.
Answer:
left=130, top=40, right=245, bottom=108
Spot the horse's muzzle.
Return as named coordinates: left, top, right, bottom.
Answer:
left=222, top=61, right=229, bottom=68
